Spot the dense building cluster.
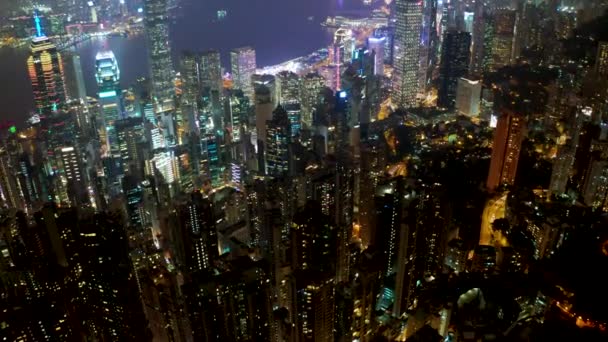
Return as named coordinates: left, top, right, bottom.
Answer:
left=1, top=0, right=608, bottom=341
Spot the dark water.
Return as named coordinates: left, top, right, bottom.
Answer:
left=0, top=0, right=370, bottom=123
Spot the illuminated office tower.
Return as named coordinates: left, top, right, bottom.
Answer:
left=203, top=133, right=221, bottom=186
left=180, top=51, right=200, bottom=107
left=27, top=14, right=66, bottom=117
left=373, top=26, right=394, bottom=64
left=144, top=0, right=175, bottom=109
left=481, top=13, right=496, bottom=73
left=180, top=51, right=200, bottom=141
left=122, top=175, right=144, bottom=229
left=301, top=72, right=325, bottom=128
left=224, top=89, right=250, bottom=142
left=469, top=0, right=485, bottom=76
left=276, top=71, right=301, bottom=105
left=595, top=41, right=608, bottom=76
left=418, top=0, right=438, bottom=94
left=455, top=78, right=481, bottom=117
left=487, top=109, right=526, bottom=191
left=392, top=0, right=423, bottom=108
left=333, top=29, right=355, bottom=65
left=71, top=55, right=87, bottom=103
left=0, top=148, right=25, bottom=210
left=96, top=51, right=123, bottom=157
left=265, top=106, right=291, bottom=177
left=115, top=118, right=145, bottom=178
left=331, top=28, right=354, bottom=90
left=200, top=49, right=223, bottom=93
left=367, top=36, right=385, bottom=76
left=489, top=9, right=517, bottom=70
left=284, top=103, right=302, bottom=137
left=438, top=30, right=471, bottom=109
left=231, top=47, right=257, bottom=99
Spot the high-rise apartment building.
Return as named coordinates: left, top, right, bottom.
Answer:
left=175, top=191, right=217, bottom=272
left=295, top=272, right=335, bottom=342
left=57, top=146, right=88, bottom=206
left=392, top=0, right=423, bottom=108
left=595, top=41, right=608, bottom=76
left=231, top=47, right=257, bottom=99
left=487, top=109, right=526, bottom=191
left=144, top=0, right=175, bottom=109
left=438, top=30, right=471, bottom=109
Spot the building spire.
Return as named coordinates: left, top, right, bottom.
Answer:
left=34, top=11, right=43, bottom=37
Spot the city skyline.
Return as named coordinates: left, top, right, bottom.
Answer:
left=1, top=0, right=608, bottom=341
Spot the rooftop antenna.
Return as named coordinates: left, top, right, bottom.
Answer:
left=34, top=11, right=44, bottom=37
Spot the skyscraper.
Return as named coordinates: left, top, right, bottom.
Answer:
left=455, top=78, right=481, bottom=117
left=180, top=51, right=200, bottom=107
left=265, top=106, right=291, bottom=177
left=595, top=41, right=608, bottom=76
left=180, top=51, right=200, bottom=141
left=175, top=191, right=217, bottom=272
left=200, top=49, right=223, bottom=93
left=115, top=117, right=145, bottom=178
left=487, top=109, right=526, bottom=191
left=295, top=272, right=335, bottom=342
left=231, top=47, right=257, bottom=99
left=301, top=72, right=325, bottom=128
left=489, top=9, right=518, bottom=70
left=418, top=0, right=438, bottom=94
left=392, top=0, right=423, bottom=108
left=367, top=36, right=386, bottom=76
left=438, top=30, right=471, bottom=109
left=276, top=71, right=301, bottom=105
left=144, top=0, right=175, bottom=109
left=71, top=55, right=87, bottom=103
left=0, top=148, right=25, bottom=211
left=96, top=51, right=122, bottom=157
left=27, top=14, right=66, bottom=117
left=57, top=146, right=88, bottom=206
left=373, top=26, right=395, bottom=65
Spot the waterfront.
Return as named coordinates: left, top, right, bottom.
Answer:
left=0, top=0, right=370, bottom=124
